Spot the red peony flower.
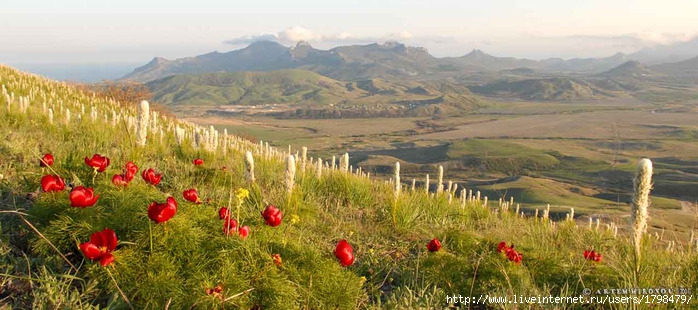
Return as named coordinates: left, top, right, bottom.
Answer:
left=335, top=239, right=355, bottom=267
left=141, top=168, right=162, bottom=186
left=238, top=226, right=249, bottom=238
left=69, top=186, right=100, bottom=208
left=193, top=158, right=204, bottom=166
left=124, top=161, right=138, bottom=182
left=84, top=154, right=110, bottom=172
left=147, top=197, right=177, bottom=224
left=584, top=250, right=602, bottom=262
left=427, top=238, right=441, bottom=252
left=79, top=228, right=117, bottom=266
left=261, top=205, right=283, bottom=227
left=183, top=188, right=201, bottom=204
left=218, top=207, right=230, bottom=220
left=40, top=153, right=54, bottom=167
left=41, top=174, right=66, bottom=192
left=112, top=174, right=128, bottom=187
left=498, top=241, right=522, bottom=264
left=223, top=217, right=238, bottom=236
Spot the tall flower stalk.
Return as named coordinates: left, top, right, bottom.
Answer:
left=245, top=151, right=255, bottom=183
left=394, top=162, right=401, bottom=199
left=632, top=158, right=652, bottom=274
left=285, top=155, right=296, bottom=195
left=136, top=100, right=149, bottom=147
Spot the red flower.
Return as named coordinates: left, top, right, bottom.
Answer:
left=239, top=226, right=249, bottom=238
left=218, top=207, right=230, bottom=220
left=124, top=161, right=138, bottom=182
left=261, top=205, right=283, bottom=227
left=147, top=197, right=177, bottom=224
left=112, top=174, right=128, bottom=187
left=183, top=189, right=201, bottom=204
left=79, top=228, right=117, bottom=266
left=584, top=250, right=602, bottom=262
left=193, top=158, right=204, bottom=166
left=427, top=238, right=441, bottom=252
left=335, top=239, right=355, bottom=267
left=84, top=154, right=110, bottom=172
left=69, top=186, right=100, bottom=208
left=141, top=168, right=162, bottom=186
left=272, top=253, right=282, bottom=266
left=498, top=241, right=522, bottom=264
left=223, top=217, right=238, bottom=236
left=221, top=166, right=227, bottom=171
left=41, top=174, right=66, bottom=192
left=40, top=153, right=54, bottom=167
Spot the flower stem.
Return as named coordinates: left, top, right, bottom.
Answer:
left=106, top=268, right=134, bottom=310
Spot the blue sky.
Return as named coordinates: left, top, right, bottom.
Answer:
left=2, top=0, right=697, bottom=63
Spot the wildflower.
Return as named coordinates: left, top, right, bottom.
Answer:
left=136, top=100, right=149, bottom=147
left=290, top=214, right=300, bottom=224
left=41, top=174, right=65, bottom=192
left=205, top=285, right=224, bottom=300
left=218, top=207, right=230, bottom=220
left=40, top=153, right=54, bottom=167
left=223, top=217, right=238, bottom=236
left=238, top=226, right=249, bottom=239
left=285, top=155, right=295, bottom=194
left=193, top=158, right=204, bottom=166
left=261, top=205, right=283, bottom=227
left=84, top=154, right=110, bottom=172
left=498, top=241, right=522, bottom=264
left=111, top=174, right=128, bottom=187
left=272, top=253, right=282, bottom=266
left=245, top=151, right=255, bottom=183
left=235, top=188, right=249, bottom=201
left=141, top=168, right=162, bottom=186
left=583, top=250, right=602, bottom=263
left=221, top=166, right=227, bottom=171
left=69, top=186, right=99, bottom=208
left=124, top=161, right=138, bottom=182
left=335, top=239, right=355, bottom=267
left=147, top=197, right=177, bottom=224
left=632, top=158, right=652, bottom=264
left=79, top=228, right=117, bottom=266
left=427, top=238, right=441, bottom=252
left=183, top=188, right=201, bottom=204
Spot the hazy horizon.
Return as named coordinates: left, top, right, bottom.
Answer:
left=2, top=0, right=698, bottom=65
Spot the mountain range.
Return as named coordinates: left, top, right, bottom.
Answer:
left=122, top=39, right=698, bottom=83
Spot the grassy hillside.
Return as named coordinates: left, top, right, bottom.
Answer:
left=146, top=69, right=481, bottom=118
left=0, top=65, right=697, bottom=309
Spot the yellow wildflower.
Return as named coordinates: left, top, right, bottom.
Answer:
left=291, top=214, right=300, bottom=224
left=235, top=188, right=249, bottom=201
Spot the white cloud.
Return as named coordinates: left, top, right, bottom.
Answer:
left=224, top=26, right=453, bottom=47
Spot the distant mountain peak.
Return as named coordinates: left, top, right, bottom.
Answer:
left=463, top=49, right=493, bottom=59
left=600, top=60, right=657, bottom=78
left=293, top=41, right=313, bottom=48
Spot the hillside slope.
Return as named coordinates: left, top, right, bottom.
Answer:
left=0, top=65, right=696, bottom=309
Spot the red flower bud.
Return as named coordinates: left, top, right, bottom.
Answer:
left=182, top=188, right=201, bottom=204
left=335, top=239, right=355, bottom=267
left=193, top=158, right=204, bottom=166
left=261, top=205, right=283, bottom=227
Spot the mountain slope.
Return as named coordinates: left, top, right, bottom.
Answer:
left=651, top=56, right=698, bottom=78
left=145, top=69, right=481, bottom=117
left=469, top=77, right=606, bottom=100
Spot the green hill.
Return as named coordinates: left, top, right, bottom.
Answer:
left=0, top=65, right=696, bottom=309
left=146, top=69, right=481, bottom=117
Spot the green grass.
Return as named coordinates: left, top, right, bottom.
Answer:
left=1, top=65, right=697, bottom=309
